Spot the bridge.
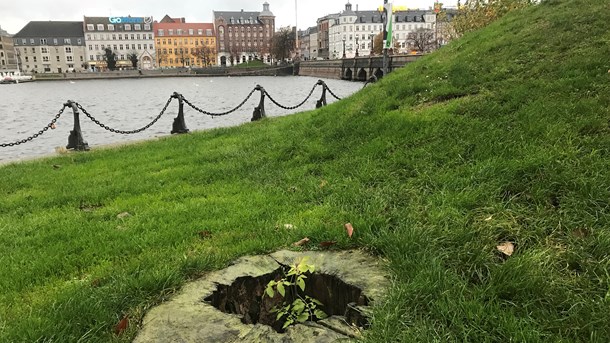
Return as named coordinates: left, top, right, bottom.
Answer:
left=297, top=54, right=423, bottom=81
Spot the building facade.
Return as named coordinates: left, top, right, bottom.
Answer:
left=12, top=21, right=86, bottom=73
left=320, top=3, right=437, bottom=59
left=213, top=2, right=275, bottom=66
left=154, top=15, right=216, bottom=68
left=298, top=26, right=318, bottom=60
left=0, top=26, right=18, bottom=70
left=316, top=14, right=339, bottom=60
left=83, top=16, right=155, bottom=70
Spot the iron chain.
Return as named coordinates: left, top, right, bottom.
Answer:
left=325, top=85, right=342, bottom=100
left=264, top=83, right=319, bottom=110
left=182, top=88, right=257, bottom=117
left=0, top=105, right=66, bottom=147
left=76, top=97, right=173, bottom=135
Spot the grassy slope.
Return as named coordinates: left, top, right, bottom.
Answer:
left=1, top=0, right=609, bottom=341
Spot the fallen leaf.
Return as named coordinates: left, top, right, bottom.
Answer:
left=497, top=242, right=515, bottom=256
left=292, top=237, right=310, bottom=247
left=573, top=228, right=590, bottom=238
left=345, top=223, right=354, bottom=238
left=319, top=241, right=337, bottom=248
left=198, top=230, right=212, bottom=239
left=114, top=315, right=129, bottom=335
left=284, top=224, right=294, bottom=230
left=484, top=215, right=493, bottom=221
left=117, top=212, right=131, bottom=219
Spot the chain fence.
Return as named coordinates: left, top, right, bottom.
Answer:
left=76, top=97, right=174, bottom=135
left=1, top=80, right=347, bottom=149
left=0, top=105, right=66, bottom=147
left=182, top=88, right=257, bottom=117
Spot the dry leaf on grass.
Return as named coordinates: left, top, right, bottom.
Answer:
left=497, top=242, right=515, bottom=256
left=319, top=241, right=337, bottom=248
left=117, top=212, right=131, bottom=219
left=198, top=231, right=212, bottom=239
left=284, top=224, right=295, bottom=230
left=345, top=223, right=354, bottom=238
left=292, top=237, right=310, bottom=246
left=114, top=316, right=129, bottom=335
left=484, top=215, right=494, bottom=221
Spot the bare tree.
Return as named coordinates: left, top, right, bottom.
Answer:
left=192, top=46, right=216, bottom=67
left=408, top=28, right=436, bottom=53
left=270, top=27, right=296, bottom=62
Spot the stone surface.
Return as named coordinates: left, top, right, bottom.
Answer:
left=133, top=250, right=389, bottom=343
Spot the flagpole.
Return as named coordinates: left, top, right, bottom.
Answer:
left=382, top=0, right=389, bottom=76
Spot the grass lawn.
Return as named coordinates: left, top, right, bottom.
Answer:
left=231, top=59, right=269, bottom=69
left=1, top=0, right=610, bottom=341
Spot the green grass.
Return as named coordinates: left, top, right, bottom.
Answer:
left=231, top=59, right=269, bottom=68
left=1, top=0, right=610, bottom=341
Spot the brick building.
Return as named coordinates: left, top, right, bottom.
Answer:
left=213, top=2, right=275, bottom=66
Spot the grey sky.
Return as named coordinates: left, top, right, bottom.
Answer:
left=0, top=0, right=457, bottom=35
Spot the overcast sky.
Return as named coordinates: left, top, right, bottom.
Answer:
left=1, top=0, right=458, bottom=35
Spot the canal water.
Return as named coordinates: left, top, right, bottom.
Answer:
left=0, top=76, right=362, bottom=163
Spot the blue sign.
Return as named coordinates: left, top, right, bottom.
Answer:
left=109, top=17, right=145, bottom=24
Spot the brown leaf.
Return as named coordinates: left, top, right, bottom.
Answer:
left=573, top=228, right=590, bottom=239
left=319, top=241, right=337, bottom=248
left=496, top=242, right=515, bottom=256
left=345, top=223, right=354, bottom=238
left=292, top=237, right=310, bottom=247
left=198, top=230, right=212, bottom=239
left=114, top=315, right=129, bottom=335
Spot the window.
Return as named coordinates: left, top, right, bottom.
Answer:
left=125, top=24, right=131, bottom=31
left=97, top=24, right=104, bottom=31
left=42, top=56, right=48, bottom=62
left=87, top=24, right=94, bottom=31
left=89, top=55, right=94, bottom=60
left=144, top=24, right=151, bottom=30
left=56, top=56, right=60, bottom=62
left=40, top=38, right=47, bottom=45
left=119, top=45, right=124, bottom=50
left=118, top=34, right=122, bottom=40
left=65, top=47, right=72, bottom=53
left=138, top=44, right=142, bottom=50
left=67, top=56, right=73, bottom=62
left=31, top=47, right=35, bottom=53
left=189, top=29, right=194, bottom=35
left=77, top=39, right=82, bottom=45
left=41, top=47, right=49, bottom=54
left=108, top=24, right=115, bottom=31
left=198, top=29, right=203, bottom=35
left=177, top=29, right=183, bottom=35
left=21, top=39, right=26, bottom=45
left=158, top=29, right=164, bottom=36
left=168, top=29, right=174, bottom=36
left=134, top=24, right=141, bottom=30
left=64, top=38, right=71, bottom=44
left=30, top=39, right=35, bottom=45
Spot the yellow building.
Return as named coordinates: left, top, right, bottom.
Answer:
left=154, top=16, right=216, bottom=68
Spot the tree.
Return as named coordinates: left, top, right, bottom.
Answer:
left=104, top=48, right=117, bottom=71
left=156, top=49, right=169, bottom=68
left=452, top=0, right=539, bottom=35
left=127, top=53, right=139, bottom=69
left=270, top=27, right=296, bottom=62
left=229, top=43, right=243, bottom=65
left=372, top=32, right=401, bottom=56
left=408, top=28, right=436, bottom=53
left=192, top=46, right=216, bottom=67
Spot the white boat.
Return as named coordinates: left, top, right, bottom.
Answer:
left=0, top=70, right=34, bottom=84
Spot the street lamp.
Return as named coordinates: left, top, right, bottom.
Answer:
left=355, top=36, right=359, bottom=57
left=342, top=37, right=346, bottom=58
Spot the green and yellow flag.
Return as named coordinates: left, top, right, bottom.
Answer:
left=384, top=1, right=393, bottom=49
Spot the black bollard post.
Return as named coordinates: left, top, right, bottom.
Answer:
left=251, top=85, right=266, bottom=121
left=65, top=100, right=90, bottom=151
left=316, top=80, right=327, bottom=108
left=171, top=92, right=190, bottom=134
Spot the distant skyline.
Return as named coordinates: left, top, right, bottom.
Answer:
left=0, top=0, right=458, bottom=35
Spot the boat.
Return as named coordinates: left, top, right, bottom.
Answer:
left=0, top=70, right=34, bottom=84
